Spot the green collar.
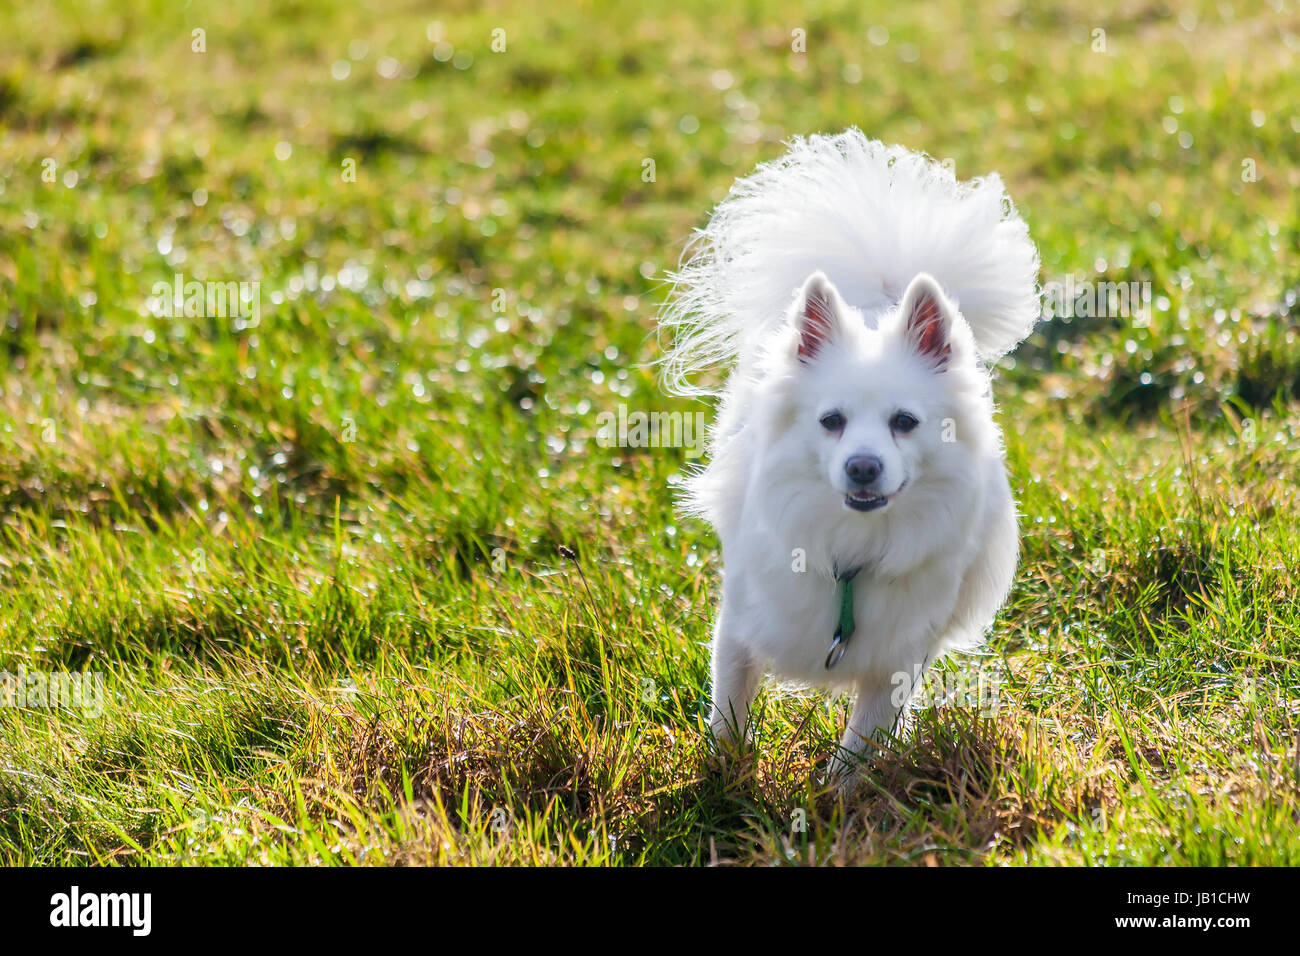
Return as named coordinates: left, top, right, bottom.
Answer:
left=825, top=566, right=861, bottom=669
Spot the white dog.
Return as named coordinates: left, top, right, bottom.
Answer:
left=659, top=130, right=1040, bottom=781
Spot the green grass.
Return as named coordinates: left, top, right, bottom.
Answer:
left=1, top=0, right=1298, bottom=865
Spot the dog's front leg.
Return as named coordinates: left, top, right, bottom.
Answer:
left=709, top=617, right=762, bottom=751
left=826, top=680, right=904, bottom=785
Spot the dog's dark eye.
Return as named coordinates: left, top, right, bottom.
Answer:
left=819, top=411, right=845, bottom=432
left=890, top=411, right=919, bottom=433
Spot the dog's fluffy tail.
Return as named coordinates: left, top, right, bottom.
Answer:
left=659, top=129, right=1041, bottom=394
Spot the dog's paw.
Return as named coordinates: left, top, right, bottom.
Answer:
left=706, top=737, right=744, bottom=775
left=706, top=730, right=760, bottom=785
left=823, top=751, right=867, bottom=798
left=704, top=746, right=731, bottom=775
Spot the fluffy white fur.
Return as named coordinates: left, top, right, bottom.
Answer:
left=658, top=130, right=1040, bottom=781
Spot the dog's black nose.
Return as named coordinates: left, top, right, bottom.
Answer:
left=844, top=455, right=884, bottom=485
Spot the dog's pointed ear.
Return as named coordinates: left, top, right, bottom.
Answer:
left=899, top=273, right=954, bottom=370
left=793, top=272, right=844, bottom=363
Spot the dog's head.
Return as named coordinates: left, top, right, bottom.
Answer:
left=763, top=271, right=995, bottom=518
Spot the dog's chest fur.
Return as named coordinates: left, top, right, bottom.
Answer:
left=717, top=466, right=988, bottom=686
left=727, top=553, right=966, bottom=686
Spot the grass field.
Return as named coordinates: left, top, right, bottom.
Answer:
left=1, top=0, right=1298, bottom=865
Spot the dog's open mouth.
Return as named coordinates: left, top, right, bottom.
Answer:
left=844, top=491, right=889, bottom=512
left=843, top=480, right=906, bottom=513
